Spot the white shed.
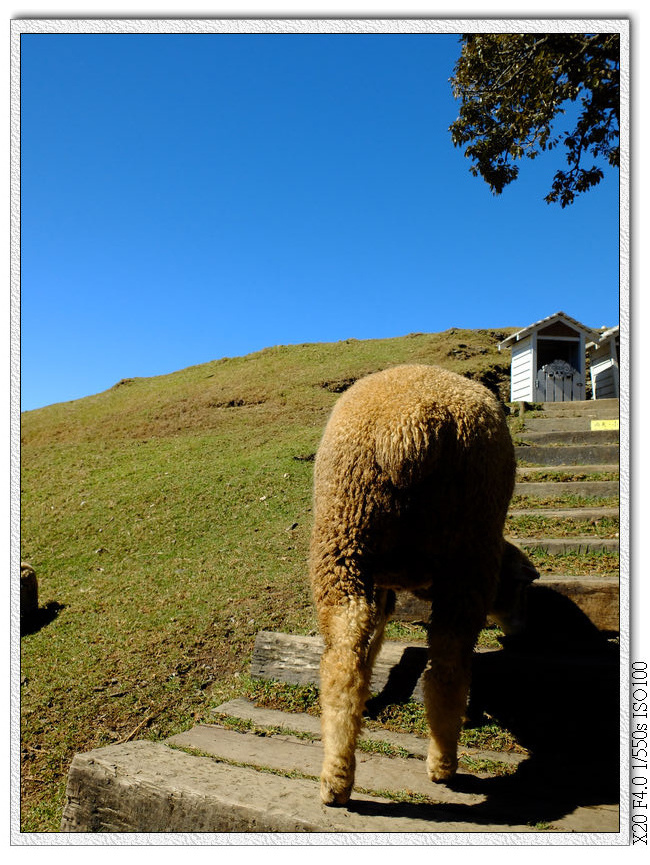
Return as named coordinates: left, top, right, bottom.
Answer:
left=586, top=325, right=620, bottom=399
left=498, top=311, right=600, bottom=403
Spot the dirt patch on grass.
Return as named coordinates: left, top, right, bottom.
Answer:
left=206, top=396, right=268, bottom=408
left=320, top=377, right=360, bottom=393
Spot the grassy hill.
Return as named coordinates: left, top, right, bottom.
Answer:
left=20, top=327, right=516, bottom=831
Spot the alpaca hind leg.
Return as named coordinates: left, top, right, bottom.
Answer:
left=423, top=628, right=476, bottom=783
left=318, top=597, right=375, bottom=806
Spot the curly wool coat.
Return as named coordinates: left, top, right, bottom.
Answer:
left=309, top=364, right=519, bottom=806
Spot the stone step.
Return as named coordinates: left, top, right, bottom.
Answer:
left=514, top=479, right=618, bottom=497
left=211, top=698, right=527, bottom=768
left=393, top=574, right=619, bottom=633
left=508, top=507, right=619, bottom=521
left=530, top=576, right=620, bottom=633
left=532, top=398, right=619, bottom=418
left=510, top=537, right=619, bottom=554
left=59, top=723, right=619, bottom=833
left=249, top=610, right=618, bottom=700
left=62, top=738, right=504, bottom=833
left=515, top=430, right=619, bottom=446
left=59, top=626, right=621, bottom=836
left=171, top=721, right=618, bottom=831
left=517, top=416, right=617, bottom=433
left=250, top=630, right=431, bottom=696
left=168, top=724, right=525, bottom=808
left=514, top=444, right=620, bottom=466
left=516, top=464, right=618, bottom=477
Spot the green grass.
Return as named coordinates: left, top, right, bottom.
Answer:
left=458, top=754, right=518, bottom=776
left=524, top=547, right=619, bottom=577
left=510, top=493, right=619, bottom=509
left=212, top=701, right=519, bottom=771
left=385, top=620, right=428, bottom=641
left=243, top=677, right=321, bottom=715
left=23, top=324, right=603, bottom=830
left=237, top=678, right=523, bottom=759
left=357, top=738, right=412, bottom=759
left=211, top=712, right=319, bottom=742
left=506, top=514, right=619, bottom=539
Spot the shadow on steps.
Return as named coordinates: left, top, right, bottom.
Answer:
left=363, top=585, right=619, bottom=828
left=465, top=638, right=619, bottom=823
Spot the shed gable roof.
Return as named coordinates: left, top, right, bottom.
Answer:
left=586, top=324, right=620, bottom=351
left=498, top=311, right=600, bottom=351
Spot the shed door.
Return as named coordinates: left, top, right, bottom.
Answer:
left=535, top=359, right=584, bottom=402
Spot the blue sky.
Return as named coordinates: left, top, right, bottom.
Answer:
left=20, top=31, right=621, bottom=411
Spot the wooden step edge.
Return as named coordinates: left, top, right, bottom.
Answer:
left=514, top=480, right=619, bottom=494
left=62, top=739, right=498, bottom=834
left=516, top=464, right=619, bottom=474
left=509, top=537, right=619, bottom=552
left=527, top=398, right=619, bottom=414
left=508, top=507, right=619, bottom=520
left=514, top=447, right=620, bottom=463
left=210, top=698, right=528, bottom=768
left=514, top=433, right=620, bottom=446
left=164, top=723, right=618, bottom=832
left=59, top=725, right=619, bottom=834
left=394, top=575, right=619, bottom=633
left=166, top=724, right=499, bottom=807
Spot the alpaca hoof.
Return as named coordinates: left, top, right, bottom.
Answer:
left=426, top=753, right=458, bottom=783
left=320, top=777, right=352, bottom=807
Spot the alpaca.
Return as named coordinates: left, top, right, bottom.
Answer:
left=309, top=364, right=534, bottom=806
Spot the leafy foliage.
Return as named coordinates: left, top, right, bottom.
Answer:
left=449, top=33, right=620, bottom=206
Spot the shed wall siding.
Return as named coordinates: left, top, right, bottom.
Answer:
left=589, top=339, right=619, bottom=399
left=510, top=339, right=533, bottom=401
left=593, top=367, right=617, bottom=398
left=591, top=354, right=617, bottom=399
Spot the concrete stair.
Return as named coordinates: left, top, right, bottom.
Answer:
left=515, top=478, right=618, bottom=497
left=521, top=398, right=619, bottom=419
left=520, top=416, right=616, bottom=432
left=60, top=713, right=618, bottom=834
left=61, top=636, right=620, bottom=834
left=507, top=398, right=620, bottom=633
left=514, top=444, right=619, bottom=466
left=515, top=430, right=619, bottom=445
left=511, top=506, right=619, bottom=520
